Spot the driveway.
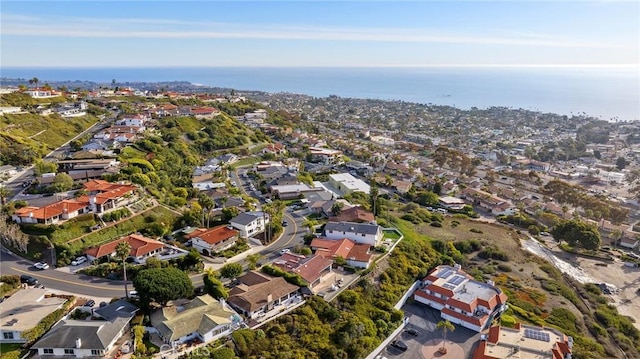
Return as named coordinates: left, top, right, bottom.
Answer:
left=381, top=302, right=481, bottom=359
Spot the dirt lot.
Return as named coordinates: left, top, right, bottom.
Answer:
left=546, top=243, right=640, bottom=330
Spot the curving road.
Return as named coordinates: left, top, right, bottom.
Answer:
left=1, top=163, right=306, bottom=299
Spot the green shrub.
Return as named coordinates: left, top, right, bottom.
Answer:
left=478, top=246, right=509, bottom=261
left=430, top=221, right=442, bottom=227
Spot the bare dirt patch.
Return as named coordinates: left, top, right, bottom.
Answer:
left=546, top=243, right=640, bottom=330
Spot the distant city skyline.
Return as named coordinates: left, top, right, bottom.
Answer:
left=1, top=1, right=638, bottom=68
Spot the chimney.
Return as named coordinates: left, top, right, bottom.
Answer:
left=267, top=293, right=273, bottom=303
left=75, top=338, right=82, bottom=349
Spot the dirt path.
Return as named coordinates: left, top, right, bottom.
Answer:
left=545, top=243, right=640, bottom=331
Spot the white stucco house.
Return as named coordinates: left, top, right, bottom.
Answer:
left=323, top=221, right=383, bottom=246
left=229, top=212, right=269, bottom=239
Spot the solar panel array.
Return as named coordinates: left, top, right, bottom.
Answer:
left=442, top=283, right=456, bottom=290
left=448, top=275, right=466, bottom=285
left=438, top=268, right=453, bottom=279
left=524, top=328, right=550, bottom=342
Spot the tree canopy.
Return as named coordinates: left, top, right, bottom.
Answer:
left=220, top=263, right=243, bottom=279
left=551, top=219, right=601, bottom=250
left=132, top=267, right=194, bottom=305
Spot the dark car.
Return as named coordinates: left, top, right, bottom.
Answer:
left=404, top=328, right=419, bottom=337
left=84, top=300, right=96, bottom=307
left=20, top=275, right=38, bottom=286
left=389, top=340, right=408, bottom=352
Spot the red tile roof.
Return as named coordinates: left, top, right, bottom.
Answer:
left=414, top=290, right=446, bottom=305
left=441, top=307, right=483, bottom=327
left=14, top=200, right=88, bottom=220
left=290, top=254, right=333, bottom=284
left=310, top=238, right=372, bottom=263
left=329, top=206, right=375, bottom=223
left=85, top=234, right=164, bottom=259
left=187, top=225, right=238, bottom=246
left=346, top=243, right=372, bottom=263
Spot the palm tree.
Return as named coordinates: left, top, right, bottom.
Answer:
left=30, top=77, right=39, bottom=90
left=0, top=186, right=10, bottom=206
left=436, top=320, right=455, bottom=354
left=198, top=195, right=214, bottom=227
left=302, top=218, right=318, bottom=233
left=115, top=241, right=132, bottom=298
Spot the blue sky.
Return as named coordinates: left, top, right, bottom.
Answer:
left=1, top=1, right=638, bottom=67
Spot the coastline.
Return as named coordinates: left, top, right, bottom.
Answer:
left=1, top=66, right=639, bottom=122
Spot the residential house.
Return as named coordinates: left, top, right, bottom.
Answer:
left=391, top=179, right=413, bottom=194
left=32, top=299, right=138, bottom=358
left=116, top=114, right=150, bottom=127
left=328, top=173, right=370, bottom=195
left=85, top=234, right=166, bottom=264
left=328, top=206, right=375, bottom=224
left=191, top=107, right=220, bottom=119
left=229, top=212, right=268, bottom=239
left=439, top=196, right=467, bottom=211
left=271, top=183, right=324, bottom=200
left=273, top=253, right=333, bottom=289
left=310, top=237, right=373, bottom=269
left=186, top=225, right=239, bottom=254
left=414, top=264, right=508, bottom=332
left=0, top=288, right=67, bottom=343
left=218, top=153, right=238, bottom=165
left=150, top=295, right=242, bottom=346
left=309, top=147, right=343, bottom=164
left=323, top=221, right=383, bottom=246
left=473, top=323, right=573, bottom=359
left=460, top=188, right=516, bottom=216
left=25, top=89, right=56, bottom=98
left=262, top=143, right=286, bottom=156
left=227, top=271, right=301, bottom=320
left=11, top=199, right=91, bottom=225
left=619, top=237, right=639, bottom=251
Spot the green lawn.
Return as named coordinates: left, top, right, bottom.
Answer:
left=233, top=156, right=262, bottom=167
left=66, top=206, right=177, bottom=252
left=383, top=229, right=402, bottom=240
left=50, top=214, right=98, bottom=244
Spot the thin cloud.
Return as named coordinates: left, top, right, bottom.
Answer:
left=1, top=13, right=635, bottom=49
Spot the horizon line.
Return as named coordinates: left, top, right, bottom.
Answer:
left=2, top=64, right=639, bottom=70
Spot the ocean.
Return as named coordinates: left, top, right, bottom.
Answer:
left=2, top=66, right=639, bottom=121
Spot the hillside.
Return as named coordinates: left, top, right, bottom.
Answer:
left=0, top=112, right=99, bottom=165
left=110, top=112, right=268, bottom=206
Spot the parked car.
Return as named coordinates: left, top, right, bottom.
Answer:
left=20, top=275, right=38, bottom=286
left=283, top=220, right=289, bottom=227
left=389, top=340, right=408, bottom=352
left=33, top=262, right=49, bottom=270
left=84, top=300, right=95, bottom=307
left=404, top=328, right=420, bottom=336
left=71, top=256, right=87, bottom=266
left=280, top=248, right=291, bottom=255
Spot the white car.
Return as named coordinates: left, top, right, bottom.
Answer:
left=280, top=248, right=291, bottom=255
left=71, top=256, right=87, bottom=266
left=33, top=262, right=49, bottom=270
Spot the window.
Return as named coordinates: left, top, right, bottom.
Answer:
left=91, top=349, right=102, bottom=356
left=3, top=332, right=14, bottom=339
left=43, top=349, right=54, bottom=354
left=64, top=349, right=75, bottom=355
